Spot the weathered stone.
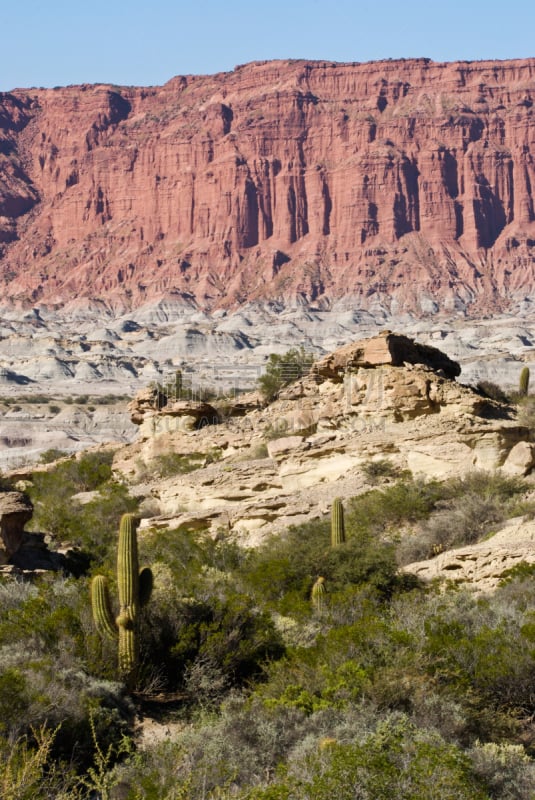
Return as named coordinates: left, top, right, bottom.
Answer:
left=0, top=491, right=33, bottom=564
left=313, top=332, right=461, bottom=382
left=267, top=436, right=305, bottom=460
left=113, top=333, right=532, bottom=543
left=501, top=441, right=535, bottom=476
left=129, top=386, right=167, bottom=425
left=404, top=517, right=535, bottom=593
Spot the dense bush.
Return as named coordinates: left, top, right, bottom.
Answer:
left=4, top=459, right=535, bottom=797
left=27, top=451, right=137, bottom=564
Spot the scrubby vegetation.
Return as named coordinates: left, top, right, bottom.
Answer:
left=258, top=347, right=315, bottom=401
left=3, top=454, right=535, bottom=797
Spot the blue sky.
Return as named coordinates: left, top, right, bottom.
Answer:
left=2, top=0, right=534, bottom=91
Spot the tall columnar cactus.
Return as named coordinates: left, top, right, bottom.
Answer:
left=91, top=514, right=153, bottom=688
left=520, top=366, right=530, bottom=397
left=311, top=576, right=326, bottom=613
left=331, top=498, right=346, bottom=547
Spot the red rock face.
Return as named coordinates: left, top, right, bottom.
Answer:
left=1, top=58, right=535, bottom=313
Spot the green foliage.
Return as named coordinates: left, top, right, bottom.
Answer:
left=27, top=451, right=137, bottom=564
left=5, top=464, right=535, bottom=796
left=241, top=514, right=399, bottom=617
left=476, top=380, right=511, bottom=404
left=39, top=447, right=68, bottom=464
left=0, top=724, right=80, bottom=800
left=257, top=347, right=314, bottom=402
left=398, top=471, right=527, bottom=563
left=91, top=514, right=153, bottom=688
left=246, top=720, right=490, bottom=800
left=149, top=448, right=222, bottom=478
left=361, top=457, right=402, bottom=484
left=0, top=576, right=134, bottom=772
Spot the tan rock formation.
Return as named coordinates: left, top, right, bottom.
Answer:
left=0, top=491, right=33, bottom=564
left=1, top=59, right=535, bottom=313
left=312, top=331, right=461, bottom=381
left=405, top=517, right=535, bottom=592
left=130, top=390, right=220, bottom=436
left=115, top=334, right=532, bottom=544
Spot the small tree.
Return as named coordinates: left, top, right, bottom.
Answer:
left=257, top=347, right=314, bottom=401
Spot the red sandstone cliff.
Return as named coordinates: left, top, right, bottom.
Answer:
left=1, top=58, right=534, bottom=313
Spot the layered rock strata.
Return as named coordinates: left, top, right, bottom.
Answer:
left=1, top=58, right=535, bottom=313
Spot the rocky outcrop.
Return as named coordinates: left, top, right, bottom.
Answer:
left=312, top=331, right=461, bottom=381
left=0, top=489, right=69, bottom=573
left=405, top=517, right=535, bottom=592
left=0, top=491, right=33, bottom=563
left=129, top=386, right=168, bottom=425
left=1, top=58, right=535, bottom=314
left=115, top=333, right=531, bottom=544
left=130, top=389, right=219, bottom=436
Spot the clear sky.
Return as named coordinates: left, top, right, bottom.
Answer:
left=2, top=0, right=534, bottom=92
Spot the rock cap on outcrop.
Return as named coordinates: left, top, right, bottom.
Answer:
left=129, top=386, right=168, bottom=425
left=129, top=385, right=220, bottom=432
left=312, top=331, right=461, bottom=381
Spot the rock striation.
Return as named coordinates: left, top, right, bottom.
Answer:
left=1, top=58, right=535, bottom=313
left=312, top=331, right=461, bottom=380
left=116, top=333, right=531, bottom=548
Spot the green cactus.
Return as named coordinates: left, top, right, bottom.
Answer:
left=520, top=366, right=530, bottom=397
left=311, top=576, right=326, bottom=613
left=331, top=498, right=345, bottom=547
left=91, top=513, right=152, bottom=688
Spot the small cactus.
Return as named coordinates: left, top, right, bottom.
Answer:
left=331, top=498, right=345, bottom=547
left=520, top=366, right=530, bottom=397
left=91, top=514, right=152, bottom=688
left=311, top=576, right=326, bottom=613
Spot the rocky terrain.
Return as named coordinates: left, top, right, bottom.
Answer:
left=3, top=302, right=535, bottom=469
left=107, top=332, right=535, bottom=591
left=1, top=58, right=535, bottom=315
left=4, top=330, right=535, bottom=591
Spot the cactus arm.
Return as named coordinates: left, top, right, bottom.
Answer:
left=117, top=514, right=140, bottom=613
left=139, top=567, right=153, bottom=607
left=331, top=498, right=346, bottom=547
left=91, top=576, right=117, bottom=640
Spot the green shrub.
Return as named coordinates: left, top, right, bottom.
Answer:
left=398, top=472, right=527, bottom=564
left=361, top=458, right=402, bottom=484
left=39, top=447, right=68, bottom=464
left=258, top=347, right=314, bottom=402
left=476, top=381, right=511, bottom=404
left=146, top=448, right=222, bottom=479
left=242, top=514, right=399, bottom=616
left=247, top=719, right=490, bottom=800
left=27, top=452, right=137, bottom=564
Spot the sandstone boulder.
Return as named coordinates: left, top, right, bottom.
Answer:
left=501, top=441, right=535, bottom=476
left=312, top=332, right=461, bottom=382
left=129, top=386, right=167, bottom=425
left=0, top=491, right=33, bottom=564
